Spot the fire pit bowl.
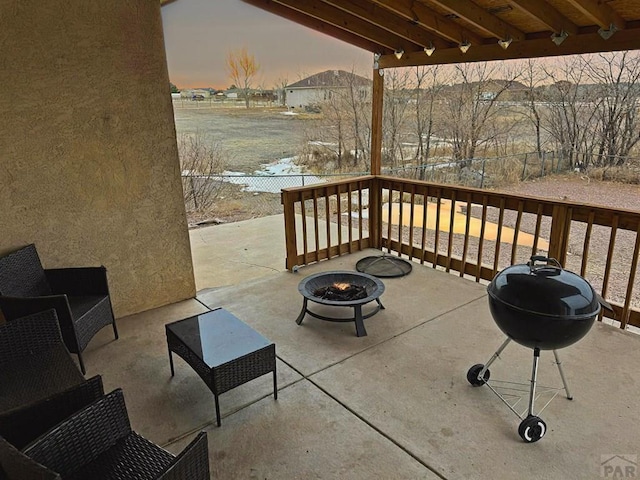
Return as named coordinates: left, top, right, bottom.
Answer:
left=296, top=271, right=385, bottom=337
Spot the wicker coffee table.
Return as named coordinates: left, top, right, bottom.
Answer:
left=165, top=308, right=277, bottom=426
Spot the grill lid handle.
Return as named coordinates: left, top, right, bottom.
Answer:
left=527, top=255, right=562, bottom=276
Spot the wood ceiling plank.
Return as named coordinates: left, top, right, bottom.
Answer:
left=564, top=0, right=626, bottom=30
left=509, top=0, right=578, bottom=35
left=321, top=0, right=449, bottom=49
left=429, top=0, right=526, bottom=41
left=271, top=0, right=422, bottom=52
left=241, top=0, right=391, bottom=54
left=369, top=0, right=484, bottom=45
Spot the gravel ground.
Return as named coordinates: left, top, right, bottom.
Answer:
left=495, top=174, right=640, bottom=308
left=354, top=173, right=640, bottom=321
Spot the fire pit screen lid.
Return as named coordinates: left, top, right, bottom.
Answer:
left=356, top=255, right=412, bottom=278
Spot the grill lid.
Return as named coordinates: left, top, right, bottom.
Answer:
left=487, top=256, right=600, bottom=318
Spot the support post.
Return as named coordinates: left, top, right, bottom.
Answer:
left=371, top=67, right=384, bottom=176
left=548, top=204, right=571, bottom=265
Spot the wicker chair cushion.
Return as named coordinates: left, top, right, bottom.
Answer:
left=0, top=437, right=60, bottom=480
left=0, top=348, right=84, bottom=412
left=68, top=296, right=109, bottom=319
left=64, top=433, right=174, bottom=480
left=0, top=245, right=51, bottom=297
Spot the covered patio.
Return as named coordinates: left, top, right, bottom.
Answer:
left=3, top=0, right=640, bottom=478
left=80, top=216, right=640, bottom=478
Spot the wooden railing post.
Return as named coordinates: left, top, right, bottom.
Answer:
left=369, top=176, right=382, bottom=249
left=548, top=204, right=571, bottom=265
left=281, top=190, right=298, bottom=271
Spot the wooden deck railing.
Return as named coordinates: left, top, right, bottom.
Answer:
left=282, top=175, right=640, bottom=329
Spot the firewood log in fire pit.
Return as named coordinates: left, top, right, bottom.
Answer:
left=313, top=283, right=367, bottom=301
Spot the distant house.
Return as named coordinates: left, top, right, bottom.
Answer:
left=180, top=89, right=210, bottom=100
left=285, top=70, right=371, bottom=109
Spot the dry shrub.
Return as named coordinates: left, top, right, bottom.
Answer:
left=588, top=166, right=640, bottom=184
left=484, top=156, right=522, bottom=186
left=178, top=132, right=228, bottom=213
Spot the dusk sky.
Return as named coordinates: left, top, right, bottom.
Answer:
left=161, top=0, right=373, bottom=89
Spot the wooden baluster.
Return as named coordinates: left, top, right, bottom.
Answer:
left=433, top=189, right=442, bottom=268
left=476, top=196, right=488, bottom=282
left=420, top=188, right=428, bottom=265
left=599, top=215, right=618, bottom=322
left=398, top=182, right=405, bottom=256
left=409, top=188, right=416, bottom=261
left=336, top=186, right=343, bottom=252
left=532, top=204, right=543, bottom=256
left=301, top=192, right=309, bottom=265
left=386, top=188, right=393, bottom=253
left=493, top=198, right=506, bottom=277
left=460, top=193, right=472, bottom=278
left=325, top=188, right=332, bottom=259
left=446, top=191, right=457, bottom=273
left=510, top=201, right=524, bottom=265
left=313, top=189, right=320, bottom=263
left=580, top=210, right=595, bottom=277
left=358, top=181, right=364, bottom=251
left=621, top=223, right=640, bottom=329
left=347, top=182, right=353, bottom=253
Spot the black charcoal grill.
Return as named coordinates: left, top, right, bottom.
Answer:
left=467, top=256, right=608, bottom=443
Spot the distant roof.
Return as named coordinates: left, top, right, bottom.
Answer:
left=287, top=70, right=371, bottom=89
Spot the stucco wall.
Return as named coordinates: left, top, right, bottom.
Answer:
left=0, top=0, right=196, bottom=317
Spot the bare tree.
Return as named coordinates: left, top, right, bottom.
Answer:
left=585, top=51, right=640, bottom=166
left=521, top=59, right=546, bottom=159
left=439, top=62, right=521, bottom=165
left=541, top=56, right=602, bottom=169
left=226, top=47, right=259, bottom=109
left=274, top=76, right=289, bottom=107
left=299, top=69, right=372, bottom=173
left=382, top=68, right=412, bottom=168
left=411, top=65, right=449, bottom=179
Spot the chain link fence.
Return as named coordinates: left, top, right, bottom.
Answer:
left=184, top=151, right=638, bottom=225
left=183, top=172, right=366, bottom=225
left=383, top=151, right=573, bottom=188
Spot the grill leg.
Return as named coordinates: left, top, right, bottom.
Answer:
left=553, top=350, right=573, bottom=400
left=478, top=337, right=511, bottom=380
left=527, top=348, right=541, bottom=417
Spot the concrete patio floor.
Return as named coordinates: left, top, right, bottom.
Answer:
left=82, top=215, right=640, bottom=479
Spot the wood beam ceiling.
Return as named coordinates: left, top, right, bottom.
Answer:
left=271, top=0, right=421, bottom=52
left=428, top=0, right=525, bottom=42
left=242, top=0, right=392, bottom=54
left=564, top=0, right=626, bottom=30
left=369, top=0, right=483, bottom=46
left=320, top=0, right=449, bottom=50
left=509, top=0, right=579, bottom=36
left=235, top=0, right=640, bottom=69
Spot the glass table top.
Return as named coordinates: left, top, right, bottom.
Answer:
left=166, top=308, right=272, bottom=368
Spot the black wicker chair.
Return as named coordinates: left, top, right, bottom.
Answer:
left=0, top=375, right=104, bottom=450
left=23, top=389, right=210, bottom=480
left=0, top=310, right=86, bottom=423
left=0, top=436, right=60, bottom=480
left=0, top=244, right=118, bottom=374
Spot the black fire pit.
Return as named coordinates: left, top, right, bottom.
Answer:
left=296, top=271, right=385, bottom=337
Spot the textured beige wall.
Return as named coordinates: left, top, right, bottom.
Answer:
left=0, top=0, right=195, bottom=317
